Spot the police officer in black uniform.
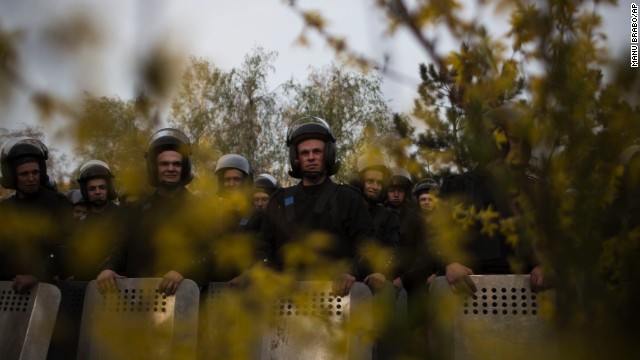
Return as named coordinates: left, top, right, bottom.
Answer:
left=77, top=160, right=121, bottom=218
left=63, top=160, right=125, bottom=281
left=245, top=173, right=279, bottom=242
left=214, top=153, right=258, bottom=234
left=66, top=189, right=87, bottom=222
left=0, top=137, right=71, bottom=293
left=386, top=167, right=414, bottom=213
left=96, top=128, right=210, bottom=294
left=253, top=173, right=278, bottom=212
left=254, top=116, right=386, bottom=295
left=353, top=153, right=399, bottom=277
left=439, top=107, right=546, bottom=293
left=413, top=178, right=439, bottom=214
left=384, top=168, right=431, bottom=296
left=215, top=154, right=253, bottom=196
left=405, top=179, right=442, bottom=286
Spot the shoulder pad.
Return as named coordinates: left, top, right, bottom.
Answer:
left=54, top=191, right=71, bottom=202
left=268, top=187, right=290, bottom=205
left=270, top=187, right=287, bottom=198
left=42, top=188, right=72, bottom=206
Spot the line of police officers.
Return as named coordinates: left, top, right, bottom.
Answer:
left=0, top=116, right=548, bottom=356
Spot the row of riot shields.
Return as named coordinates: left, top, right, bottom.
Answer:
left=0, top=275, right=558, bottom=360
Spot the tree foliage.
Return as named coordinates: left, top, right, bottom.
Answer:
left=282, top=64, right=395, bottom=179
left=72, top=93, right=151, bottom=195
left=170, top=49, right=285, bottom=184
left=170, top=56, right=227, bottom=175
left=171, top=52, right=396, bottom=185
left=291, top=0, right=640, bottom=357
left=1, top=1, right=638, bottom=358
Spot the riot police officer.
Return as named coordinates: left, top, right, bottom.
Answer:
left=96, top=128, right=209, bottom=294
left=247, top=173, right=279, bottom=241
left=413, top=178, right=439, bottom=214
left=76, top=160, right=120, bottom=217
left=214, top=154, right=257, bottom=233
left=254, top=116, right=386, bottom=295
left=0, top=137, right=71, bottom=293
left=439, top=106, right=546, bottom=293
left=354, top=152, right=399, bottom=277
left=253, top=173, right=278, bottom=212
left=214, top=154, right=253, bottom=196
left=381, top=168, right=429, bottom=295
left=63, top=160, right=125, bottom=281
left=386, top=167, right=414, bottom=212
left=66, top=189, right=87, bottom=221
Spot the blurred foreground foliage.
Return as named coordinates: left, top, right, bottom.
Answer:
left=1, top=0, right=639, bottom=359
left=290, top=0, right=640, bottom=358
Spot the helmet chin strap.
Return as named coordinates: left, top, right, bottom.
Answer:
left=158, top=180, right=182, bottom=189
left=365, top=191, right=387, bottom=204
left=91, top=199, right=108, bottom=208
left=17, top=186, right=41, bottom=199
left=386, top=199, right=403, bottom=210
left=302, top=171, right=325, bottom=181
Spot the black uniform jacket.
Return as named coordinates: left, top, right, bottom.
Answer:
left=366, top=201, right=399, bottom=278
left=440, top=167, right=538, bottom=274
left=104, top=188, right=213, bottom=284
left=62, top=202, right=126, bottom=280
left=255, top=178, right=378, bottom=280
left=393, top=203, right=435, bottom=292
left=0, top=186, right=71, bottom=281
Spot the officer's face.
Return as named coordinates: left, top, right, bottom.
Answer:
left=15, top=162, right=40, bottom=194
left=156, top=151, right=183, bottom=185
left=86, top=178, right=108, bottom=206
left=387, top=187, right=406, bottom=206
left=363, top=169, right=384, bottom=199
left=297, top=139, right=326, bottom=173
left=253, top=191, right=270, bottom=211
left=223, top=169, right=244, bottom=191
left=418, top=192, right=434, bottom=211
left=72, top=204, right=88, bottom=221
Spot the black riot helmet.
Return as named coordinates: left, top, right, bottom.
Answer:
left=0, top=137, right=50, bottom=190
left=286, top=116, right=340, bottom=179
left=145, top=128, right=193, bottom=187
left=412, top=178, right=440, bottom=199
left=389, top=167, right=412, bottom=193
left=76, top=160, right=117, bottom=201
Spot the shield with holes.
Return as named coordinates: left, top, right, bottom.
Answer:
left=77, top=278, right=199, bottom=359
left=429, top=275, right=559, bottom=360
left=202, top=281, right=373, bottom=359
left=0, top=282, right=61, bottom=359
left=49, top=281, right=90, bottom=359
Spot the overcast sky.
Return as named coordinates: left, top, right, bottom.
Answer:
left=0, top=0, right=630, bottom=135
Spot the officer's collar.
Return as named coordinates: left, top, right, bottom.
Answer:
left=299, top=177, right=331, bottom=194
left=16, top=186, right=44, bottom=200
